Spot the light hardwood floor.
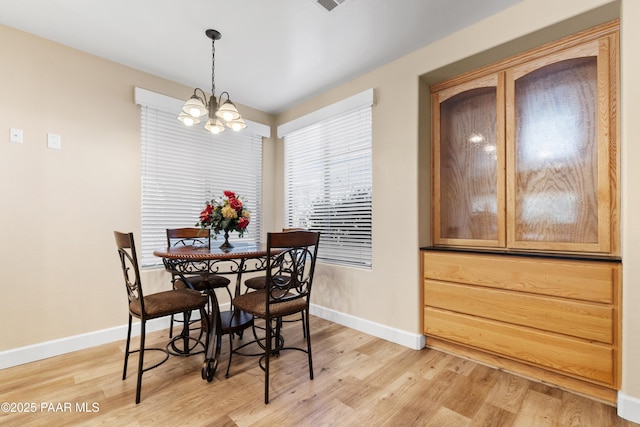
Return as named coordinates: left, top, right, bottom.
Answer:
left=1, top=316, right=637, bottom=427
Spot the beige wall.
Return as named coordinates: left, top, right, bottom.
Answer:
left=274, top=0, right=640, bottom=402
left=0, top=25, right=276, bottom=349
left=2, top=0, right=640, bottom=406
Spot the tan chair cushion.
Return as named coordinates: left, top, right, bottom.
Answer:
left=233, top=290, right=306, bottom=318
left=129, top=289, right=207, bottom=319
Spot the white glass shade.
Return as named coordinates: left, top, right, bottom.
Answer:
left=204, top=118, right=226, bottom=134
left=227, top=117, right=247, bottom=131
left=177, top=112, right=201, bottom=126
left=181, top=96, right=208, bottom=118
left=215, top=100, right=241, bottom=122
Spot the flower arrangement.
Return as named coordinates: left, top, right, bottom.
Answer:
left=196, top=190, right=251, bottom=238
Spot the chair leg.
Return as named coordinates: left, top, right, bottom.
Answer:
left=265, top=317, right=271, bottom=404
left=305, top=310, right=313, bottom=380
left=225, top=331, right=234, bottom=378
left=123, top=314, right=133, bottom=380
left=275, top=317, right=282, bottom=356
left=181, top=311, right=190, bottom=352
left=169, top=314, right=175, bottom=338
left=135, top=320, right=146, bottom=404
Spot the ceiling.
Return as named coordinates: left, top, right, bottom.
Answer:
left=0, top=0, right=522, bottom=115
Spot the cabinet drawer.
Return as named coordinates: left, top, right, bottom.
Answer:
left=425, top=280, right=613, bottom=343
left=423, top=251, right=617, bottom=303
left=424, top=307, right=614, bottom=385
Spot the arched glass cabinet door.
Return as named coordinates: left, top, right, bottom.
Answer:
left=432, top=74, right=506, bottom=248
left=506, top=38, right=613, bottom=253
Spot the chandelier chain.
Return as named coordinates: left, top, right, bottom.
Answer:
left=211, top=39, right=216, bottom=96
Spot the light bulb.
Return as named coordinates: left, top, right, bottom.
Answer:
left=178, top=112, right=200, bottom=126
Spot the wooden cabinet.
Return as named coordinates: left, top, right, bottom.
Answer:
left=431, top=21, right=619, bottom=255
left=432, top=74, right=506, bottom=248
left=506, top=38, right=614, bottom=253
left=422, top=249, right=621, bottom=403
left=424, top=21, right=621, bottom=403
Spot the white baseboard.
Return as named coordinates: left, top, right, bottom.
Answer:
left=0, top=317, right=170, bottom=370
left=618, top=392, right=640, bottom=423
left=310, top=303, right=426, bottom=350
left=1, top=303, right=423, bottom=370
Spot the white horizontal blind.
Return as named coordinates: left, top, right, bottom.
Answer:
left=284, top=106, right=372, bottom=267
left=140, top=106, right=262, bottom=268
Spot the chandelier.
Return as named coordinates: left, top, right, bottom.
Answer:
left=178, top=29, right=246, bottom=133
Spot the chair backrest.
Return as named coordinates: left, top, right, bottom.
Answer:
left=114, top=231, right=145, bottom=312
left=265, top=230, right=320, bottom=309
left=166, top=227, right=211, bottom=249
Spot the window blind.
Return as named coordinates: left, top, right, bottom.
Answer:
left=139, top=100, right=263, bottom=268
left=283, top=105, right=372, bottom=268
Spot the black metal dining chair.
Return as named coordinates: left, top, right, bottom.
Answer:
left=114, top=231, right=210, bottom=404
left=231, top=230, right=320, bottom=403
left=243, top=228, right=308, bottom=336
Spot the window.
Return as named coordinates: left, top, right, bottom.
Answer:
left=136, top=88, right=269, bottom=267
left=279, top=89, right=374, bottom=268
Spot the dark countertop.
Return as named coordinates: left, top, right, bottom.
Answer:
left=421, top=246, right=622, bottom=263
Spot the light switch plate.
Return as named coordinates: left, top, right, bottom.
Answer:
left=47, top=133, right=61, bottom=149
left=10, top=128, right=23, bottom=143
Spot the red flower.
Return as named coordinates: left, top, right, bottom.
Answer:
left=223, top=190, right=236, bottom=198
left=229, top=196, right=243, bottom=211
left=238, top=217, right=249, bottom=229
left=200, top=203, right=213, bottom=222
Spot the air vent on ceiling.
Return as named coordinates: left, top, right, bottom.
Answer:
left=315, top=0, right=346, bottom=12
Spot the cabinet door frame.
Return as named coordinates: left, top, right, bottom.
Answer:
left=432, top=74, right=506, bottom=248
left=505, top=38, right=612, bottom=253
